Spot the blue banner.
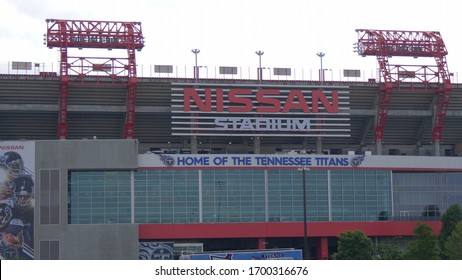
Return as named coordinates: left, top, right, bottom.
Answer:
left=182, top=249, right=302, bottom=260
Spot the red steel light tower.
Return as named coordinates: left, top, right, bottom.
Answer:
left=45, top=19, right=144, bottom=139
left=355, top=29, right=452, bottom=146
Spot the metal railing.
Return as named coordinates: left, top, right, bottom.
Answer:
left=1, top=61, right=460, bottom=84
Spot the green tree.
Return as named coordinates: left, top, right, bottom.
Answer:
left=332, top=230, right=373, bottom=260
left=404, top=222, right=440, bottom=260
left=375, top=243, right=403, bottom=260
left=439, top=204, right=462, bottom=256
left=444, top=220, right=462, bottom=259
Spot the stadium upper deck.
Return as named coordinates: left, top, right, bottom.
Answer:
left=0, top=73, right=461, bottom=157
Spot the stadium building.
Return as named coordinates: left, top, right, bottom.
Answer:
left=0, top=20, right=461, bottom=260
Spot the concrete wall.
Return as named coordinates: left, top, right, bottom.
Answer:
left=35, top=139, right=139, bottom=259
left=37, top=224, right=139, bottom=259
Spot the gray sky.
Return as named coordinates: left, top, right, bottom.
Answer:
left=1, top=0, right=461, bottom=80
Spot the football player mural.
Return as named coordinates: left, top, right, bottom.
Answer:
left=0, top=142, right=35, bottom=260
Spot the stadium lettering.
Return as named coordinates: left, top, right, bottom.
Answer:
left=183, top=88, right=339, bottom=113
left=0, top=145, right=24, bottom=150
left=215, top=117, right=311, bottom=131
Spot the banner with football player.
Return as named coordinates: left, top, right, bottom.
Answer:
left=0, top=141, right=35, bottom=259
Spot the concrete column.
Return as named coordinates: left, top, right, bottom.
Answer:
left=182, top=137, right=188, bottom=149
left=315, top=137, right=322, bottom=154
left=376, top=140, right=383, bottom=155
left=191, top=136, right=198, bottom=154
left=242, top=137, right=249, bottom=153
left=302, top=137, right=308, bottom=151
left=254, top=136, right=261, bottom=154
left=434, top=140, right=440, bottom=156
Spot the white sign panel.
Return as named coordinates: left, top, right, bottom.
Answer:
left=139, top=154, right=462, bottom=171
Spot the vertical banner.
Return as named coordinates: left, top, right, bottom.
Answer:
left=0, top=141, right=35, bottom=259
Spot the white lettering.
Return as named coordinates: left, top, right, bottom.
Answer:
left=214, top=117, right=311, bottom=132
left=240, top=118, right=254, bottom=130
left=214, top=118, right=229, bottom=129
left=294, top=119, right=311, bottom=131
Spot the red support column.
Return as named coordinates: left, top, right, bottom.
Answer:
left=57, top=22, right=69, bottom=139
left=432, top=55, right=452, bottom=142
left=45, top=19, right=144, bottom=140
left=374, top=84, right=393, bottom=141
left=124, top=24, right=138, bottom=139
left=257, top=238, right=267, bottom=250
left=316, top=237, right=329, bottom=260
left=356, top=29, right=452, bottom=144
left=374, top=52, right=393, bottom=142
left=58, top=76, right=69, bottom=139
left=124, top=78, right=137, bottom=139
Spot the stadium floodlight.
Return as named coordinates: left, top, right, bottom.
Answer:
left=255, top=50, right=264, bottom=83
left=317, top=52, right=325, bottom=84
left=297, top=166, right=310, bottom=260
left=191, top=49, right=200, bottom=83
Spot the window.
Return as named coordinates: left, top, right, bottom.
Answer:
left=68, top=171, right=131, bottom=224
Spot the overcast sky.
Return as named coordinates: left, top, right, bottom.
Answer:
left=1, top=0, right=461, bottom=80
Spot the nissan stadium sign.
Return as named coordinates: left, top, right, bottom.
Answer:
left=171, top=83, right=350, bottom=137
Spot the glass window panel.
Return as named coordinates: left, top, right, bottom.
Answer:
left=392, top=172, right=462, bottom=219
left=69, top=171, right=130, bottom=224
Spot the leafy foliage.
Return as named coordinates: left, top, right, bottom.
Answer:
left=375, top=243, right=404, bottom=260
left=439, top=204, right=462, bottom=255
left=404, top=223, right=440, bottom=260
left=332, top=230, right=373, bottom=260
left=443, top=221, right=462, bottom=260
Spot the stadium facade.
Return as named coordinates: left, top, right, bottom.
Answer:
left=1, top=73, right=462, bottom=260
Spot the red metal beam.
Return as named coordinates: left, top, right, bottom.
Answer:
left=356, top=29, right=447, bottom=57
left=356, top=29, right=452, bottom=143
left=46, top=19, right=144, bottom=50
left=46, top=19, right=144, bottom=139
left=433, top=56, right=452, bottom=142
left=63, top=57, right=135, bottom=85
left=375, top=55, right=393, bottom=141
left=139, top=221, right=442, bottom=240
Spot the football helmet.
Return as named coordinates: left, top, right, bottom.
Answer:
left=0, top=184, right=13, bottom=200
left=13, top=176, right=34, bottom=208
left=0, top=202, right=13, bottom=229
left=2, top=151, right=24, bottom=178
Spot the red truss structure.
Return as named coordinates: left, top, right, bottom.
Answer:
left=45, top=19, right=145, bottom=139
left=355, top=29, right=452, bottom=142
